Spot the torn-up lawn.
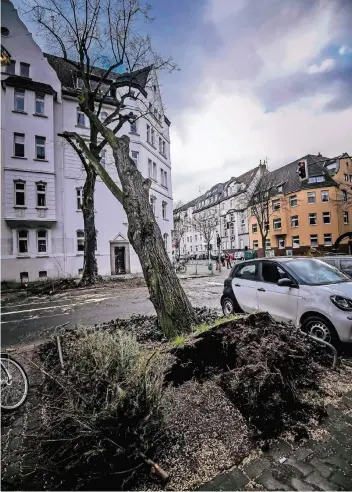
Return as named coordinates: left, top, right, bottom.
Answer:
left=11, top=311, right=352, bottom=491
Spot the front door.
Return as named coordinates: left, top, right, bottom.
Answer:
left=114, top=246, right=126, bottom=274
left=231, top=261, right=260, bottom=313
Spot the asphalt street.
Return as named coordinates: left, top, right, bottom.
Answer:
left=1, top=273, right=227, bottom=347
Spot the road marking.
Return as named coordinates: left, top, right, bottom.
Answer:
left=1, top=296, right=116, bottom=317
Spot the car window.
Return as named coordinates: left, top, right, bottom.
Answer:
left=287, top=259, right=348, bottom=285
left=234, top=262, right=258, bottom=280
left=322, top=258, right=336, bottom=267
left=261, top=261, right=287, bottom=284
left=340, top=259, right=352, bottom=277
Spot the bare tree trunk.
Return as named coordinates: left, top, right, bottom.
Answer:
left=261, top=233, right=266, bottom=258
left=81, top=167, right=99, bottom=285
left=112, top=139, right=195, bottom=337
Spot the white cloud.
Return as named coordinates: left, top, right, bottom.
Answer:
left=307, top=58, right=335, bottom=74
left=339, top=45, right=352, bottom=55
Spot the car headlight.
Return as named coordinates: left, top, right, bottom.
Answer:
left=330, top=295, right=352, bottom=311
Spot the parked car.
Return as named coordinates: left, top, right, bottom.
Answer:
left=234, top=251, right=245, bottom=260
left=320, top=256, right=352, bottom=278
left=220, top=257, right=352, bottom=346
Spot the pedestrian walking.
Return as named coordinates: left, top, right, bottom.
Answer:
left=225, top=252, right=231, bottom=269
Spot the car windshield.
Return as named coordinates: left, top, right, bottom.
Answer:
left=287, top=259, right=349, bottom=285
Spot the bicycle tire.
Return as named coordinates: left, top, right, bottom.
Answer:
left=1, top=353, right=29, bottom=411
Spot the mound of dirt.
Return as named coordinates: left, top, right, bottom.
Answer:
left=167, top=312, right=332, bottom=438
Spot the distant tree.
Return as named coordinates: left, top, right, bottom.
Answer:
left=193, top=214, right=218, bottom=261
left=172, top=214, right=186, bottom=260
left=173, top=199, right=184, bottom=210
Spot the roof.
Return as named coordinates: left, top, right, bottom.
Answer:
left=266, top=154, right=334, bottom=195
left=2, top=75, right=56, bottom=95
left=45, top=53, right=151, bottom=98
left=174, top=165, right=261, bottom=215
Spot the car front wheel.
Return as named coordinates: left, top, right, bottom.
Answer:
left=222, top=297, right=235, bottom=316
left=302, top=315, right=338, bottom=346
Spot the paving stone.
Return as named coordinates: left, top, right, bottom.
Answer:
left=7, top=436, right=22, bottom=453
left=292, top=446, right=314, bottom=461
left=266, top=440, right=293, bottom=461
left=286, top=457, right=314, bottom=477
left=3, top=462, right=21, bottom=479
left=310, top=457, right=333, bottom=479
left=322, top=455, right=352, bottom=477
left=330, top=471, right=352, bottom=490
left=242, top=458, right=271, bottom=479
left=290, top=477, right=315, bottom=491
left=325, top=439, right=352, bottom=464
left=341, top=396, right=352, bottom=409
left=198, top=469, right=249, bottom=491
left=255, top=470, right=291, bottom=491
left=12, top=417, right=24, bottom=428
left=10, top=426, right=23, bottom=437
left=306, top=471, right=340, bottom=491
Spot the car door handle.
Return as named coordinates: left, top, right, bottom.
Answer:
left=257, top=288, right=266, bottom=292
left=234, top=283, right=241, bottom=287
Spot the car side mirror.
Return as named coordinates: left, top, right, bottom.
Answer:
left=277, top=278, right=294, bottom=287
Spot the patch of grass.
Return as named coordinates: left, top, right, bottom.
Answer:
left=172, top=335, right=187, bottom=346
left=194, top=324, right=210, bottom=334
left=214, top=314, right=239, bottom=326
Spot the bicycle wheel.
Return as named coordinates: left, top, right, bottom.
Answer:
left=1, top=354, right=29, bottom=411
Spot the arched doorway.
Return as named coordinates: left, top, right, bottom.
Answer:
left=333, top=232, right=352, bottom=254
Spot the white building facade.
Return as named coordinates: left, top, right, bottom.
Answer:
left=174, top=166, right=264, bottom=257
left=1, top=0, right=173, bottom=283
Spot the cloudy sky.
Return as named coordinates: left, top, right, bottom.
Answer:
left=15, top=0, right=352, bottom=204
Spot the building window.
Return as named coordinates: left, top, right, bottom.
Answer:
left=291, top=215, right=299, bottom=227
left=76, top=188, right=83, bottom=209
left=307, top=192, right=316, bottom=204
left=20, top=62, right=30, bottom=77
left=146, top=124, right=150, bottom=142
left=196, top=245, right=198, bottom=252
left=350, top=175, right=352, bottom=182
left=289, top=195, right=297, bottom=207
left=37, top=230, right=47, bottom=253
left=265, top=239, right=271, bottom=249
left=148, top=159, right=152, bottom=178
left=252, top=223, right=258, bottom=233
left=162, top=140, right=166, bottom=156
left=35, top=136, right=46, bottom=159
left=159, top=136, right=162, bottom=153
left=149, top=195, right=156, bottom=215
left=292, top=236, right=300, bottom=248
left=278, top=238, right=285, bottom=248
left=195, top=235, right=197, bottom=241
left=161, top=169, right=168, bottom=188
left=253, top=240, right=259, bottom=250
left=14, top=89, right=25, bottom=112
left=130, top=120, right=137, bottom=133
left=36, top=182, right=46, bottom=207
left=321, top=190, right=329, bottom=202
left=14, top=133, right=25, bottom=157
left=273, top=218, right=281, bottom=230
left=309, top=213, right=317, bottom=225
left=272, top=199, right=280, bottom=210
left=308, top=176, right=324, bottom=184
left=100, top=149, right=106, bottom=168
left=324, top=233, right=332, bottom=246
left=277, top=185, right=283, bottom=193
left=18, top=230, right=28, bottom=254
left=322, top=212, right=331, bottom=224
left=20, top=272, right=29, bottom=283
left=151, top=127, right=155, bottom=146
left=39, top=271, right=47, bottom=278
left=35, top=93, right=45, bottom=115
left=131, top=151, right=138, bottom=166
left=152, top=162, right=157, bottom=181
left=342, top=190, right=347, bottom=202
left=344, top=211, right=349, bottom=224
left=310, top=234, right=318, bottom=247
left=6, top=60, right=16, bottom=74
left=344, top=174, right=348, bottom=181
left=99, top=111, right=108, bottom=122
left=14, top=181, right=25, bottom=206
left=162, top=201, right=167, bottom=219
left=77, top=107, right=85, bottom=126
left=77, top=230, right=85, bottom=251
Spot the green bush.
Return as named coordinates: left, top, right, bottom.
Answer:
left=35, top=330, right=168, bottom=490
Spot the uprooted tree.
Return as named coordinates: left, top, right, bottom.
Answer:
left=28, top=0, right=195, bottom=337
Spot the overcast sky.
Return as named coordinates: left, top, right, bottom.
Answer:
left=15, top=0, right=352, bottom=204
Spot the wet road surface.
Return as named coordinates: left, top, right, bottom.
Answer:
left=1, top=275, right=226, bottom=347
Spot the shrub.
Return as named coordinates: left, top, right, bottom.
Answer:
left=34, top=330, right=168, bottom=490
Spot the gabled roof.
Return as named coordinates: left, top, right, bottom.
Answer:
left=2, top=75, right=56, bottom=95
left=45, top=53, right=151, bottom=98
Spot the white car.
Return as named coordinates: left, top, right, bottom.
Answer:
left=230, top=257, right=352, bottom=346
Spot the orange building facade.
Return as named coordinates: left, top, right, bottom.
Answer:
left=249, top=154, right=352, bottom=256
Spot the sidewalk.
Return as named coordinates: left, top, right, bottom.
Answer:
left=199, top=391, right=352, bottom=491
left=177, top=261, right=231, bottom=279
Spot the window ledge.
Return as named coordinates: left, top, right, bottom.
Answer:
left=76, top=210, right=83, bottom=213
left=75, top=125, right=89, bottom=129
left=76, top=253, right=84, bottom=256
left=129, top=132, right=140, bottom=136
left=35, top=207, right=48, bottom=210
left=34, top=158, right=49, bottom=162
left=12, top=110, right=28, bottom=115
left=12, top=156, right=27, bottom=160
left=36, top=254, right=49, bottom=258
left=14, top=205, right=27, bottom=209
left=17, top=255, right=30, bottom=258
left=33, top=113, right=48, bottom=118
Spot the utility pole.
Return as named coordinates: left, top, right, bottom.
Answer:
left=217, top=233, right=222, bottom=273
